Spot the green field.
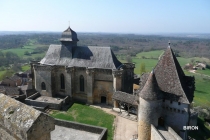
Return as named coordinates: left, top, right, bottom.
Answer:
left=1, top=44, right=47, bottom=59
left=21, top=64, right=30, bottom=71
left=196, top=69, right=210, bottom=76
left=50, top=103, right=115, bottom=140
left=136, top=50, right=164, bottom=59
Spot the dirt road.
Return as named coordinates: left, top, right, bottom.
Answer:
left=91, top=105, right=138, bottom=140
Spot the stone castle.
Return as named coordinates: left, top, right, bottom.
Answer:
left=0, top=26, right=197, bottom=140
left=137, top=44, right=195, bottom=140
left=31, top=26, right=134, bottom=106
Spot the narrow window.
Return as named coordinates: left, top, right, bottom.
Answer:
left=80, top=75, right=84, bottom=92
left=60, top=74, right=65, bottom=89
left=41, top=82, right=46, bottom=90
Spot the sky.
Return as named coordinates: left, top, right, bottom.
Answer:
left=0, top=0, right=210, bottom=34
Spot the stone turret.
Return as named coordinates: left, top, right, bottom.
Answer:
left=138, top=71, right=162, bottom=140
left=59, top=26, right=79, bottom=59
left=60, top=26, right=79, bottom=46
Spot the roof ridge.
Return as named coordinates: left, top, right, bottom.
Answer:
left=154, top=46, right=190, bottom=104
left=167, top=47, right=189, bottom=103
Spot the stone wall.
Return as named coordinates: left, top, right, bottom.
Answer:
left=34, top=65, right=52, bottom=97
left=74, top=68, right=87, bottom=94
left=53, top=66, right=72, bottom=97
left=0, top=94, right=55, bottom=140
left=162, top=100, right=189, bottom=134
left=121, top=63, right=135, bottom=93
left=138, top=97, right=162, bottom=140
left=151, top=124, right=165, bottom=140
left=93, top=80, right=113, bottom=105
left=25, top=93, right=64, bottom=110
left=54, top=119, right=107, bottom=140
left=33, top=64, right=126, bottom=106
left=164, top=124, right=182, bottom=140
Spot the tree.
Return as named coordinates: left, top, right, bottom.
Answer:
left=140, top=63, right=146, bottom=75
left=12, top=63, right=21, bottom=72
left=24, top=51, right=30, bottom=55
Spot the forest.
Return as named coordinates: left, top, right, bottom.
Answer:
left=0, top=32, right=210, bottom=59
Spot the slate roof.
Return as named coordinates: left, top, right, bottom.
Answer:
left=154, top=46, right=191, bottom=103
left=40, top=45, right=122, bottom=69
left=138, top=46, right=194, bottom=104
left=60, top=26, right=79, bottom=42
left=112, top=91, right=138, bottom=105
left=139, top=71, right=163, bottom=101
left=3, top=75, right=21, bottom=82
left=138, top=73, right=150, bottom=92
left=0, top=86, right=20, bottom=96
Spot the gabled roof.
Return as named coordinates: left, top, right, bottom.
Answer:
left=40, top=45, right=122, bottom=69
left=154, top=46, right=190, bottom=104
left=112, top=91, right=138, bottom=105
left=139, top=71, right=163, bottom=101
left=0, top=94, right=55, bottom=140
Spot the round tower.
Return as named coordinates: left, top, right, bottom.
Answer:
left=138, top=71, right=162, bottom=140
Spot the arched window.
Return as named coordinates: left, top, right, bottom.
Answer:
left=60, top=74, right=65, bottom=89
left=41, top=82, right=46, bottom=90
left=80, top=75, right=84, bottom=92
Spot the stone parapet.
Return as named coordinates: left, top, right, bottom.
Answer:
left=33, top=64, right=53, bottom=71
left=65, top=66, right=75, bottom=73
left=54, top=119, right=107, bottom=140
left=112, top=69, right=123, bottom=77
left=122, top=63, right=135, bottom=69
left=0, top=94, right=55, bottom=140
left=86, top=67, right=95, bottom=75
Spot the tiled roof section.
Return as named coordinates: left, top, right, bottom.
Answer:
left=112, top=91, right=138, bottom=105
left=0, top=94, right=55, bottom=140
left=139, top=72, right=163, bottom=101
left=40, top=45, right=122, bottom=69
left=10, top=75, right=21, bottom=81
left=60, top=26, right=79, bottom=42
left=136, top=73, right=150, bottom=94
left=24, top=69, right=31, bottom=74
left=0, top=86, right=20, bottom=96
left=154, top=46, right=190, bottom=104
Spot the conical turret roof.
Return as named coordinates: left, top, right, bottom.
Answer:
left=139, top=71, right=163, bottom=101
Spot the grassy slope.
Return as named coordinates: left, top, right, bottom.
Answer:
left=136, top=50, right=164, bottom=58
left=50, top=103, right=115, bottom=140
left=21, top=64, right=30, bottom=71
left=1, top=45, right=46, bottom=59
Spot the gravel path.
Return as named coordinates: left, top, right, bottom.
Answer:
left=91, top=105, right=138, bottom=140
